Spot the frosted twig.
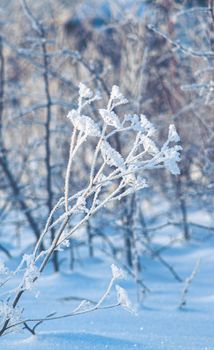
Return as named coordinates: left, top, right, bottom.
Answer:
left=179, top=259, right=200, bottom=309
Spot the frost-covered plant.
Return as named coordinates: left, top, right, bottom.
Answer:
left=0, top=263, right=129, bottom=335
left=115, top=285, right=135, bottom=314
left=179, top=259, right=200, bottom=309
left=0, top=83, right=181, bottom=336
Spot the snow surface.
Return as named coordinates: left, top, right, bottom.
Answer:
left=1, top=227, right=214, bottom=349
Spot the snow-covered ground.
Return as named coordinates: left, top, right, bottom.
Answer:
left=1, top=226, right=214, bottom=350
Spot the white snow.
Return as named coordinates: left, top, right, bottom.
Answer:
left=1, top=227, right=214, bottom=350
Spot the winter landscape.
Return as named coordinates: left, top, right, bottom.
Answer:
left=0, top=0, right=213, bottom=349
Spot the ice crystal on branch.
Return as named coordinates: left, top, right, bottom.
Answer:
left=163, top=146, right=182, bottom=175
left=56, top=239, right=70, bottom=252
left=0, top=302, right=22, bottom=326
left=107, top=85, right=128, bottom=111
left=111, top=264, right=126, bottom=280
left=168, top=124, right=180, bottom=143
left=115, top=285, right=135, bottom=314
left=142, top=136, right=159, bottom=155
left=79, top=83, right=93, bottom=99
left=110, top=85, right=128, bottom=106
left=0, top=260, right=9, bottom=276
left=67, top=111, right=101, bottom=137
left=111, top=85, right=122, bottom=100
left=140, top=114, right=156, bottom=136
left=99, top=109, right=121, bottom=128
left=73, top=300, right=94, bottom=314
left=22, top=254, right=40, bottom=291
left=101, top=141, right=126, bottom=170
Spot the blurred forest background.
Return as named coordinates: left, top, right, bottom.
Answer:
left=0, top=0, right=213, bottom=288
